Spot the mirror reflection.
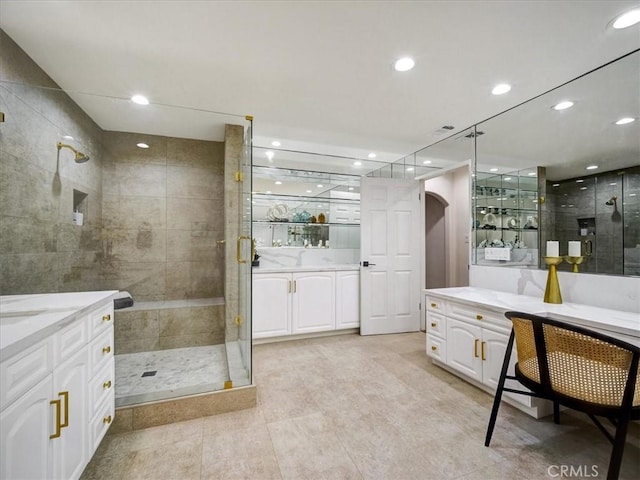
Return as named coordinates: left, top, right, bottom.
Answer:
left=473, top=49, right=639, bottom=276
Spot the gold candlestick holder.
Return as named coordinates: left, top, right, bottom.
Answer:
left=563, top=255, right=584, bottom=273
left=543, top=256, right=563, bottom=304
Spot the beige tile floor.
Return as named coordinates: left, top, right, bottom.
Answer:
left=82, top=332, right=639, bottom=480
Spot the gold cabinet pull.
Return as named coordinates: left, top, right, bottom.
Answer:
left=430, top=322, right=436, bottom=328
left=50, top=399, right=62, bottom=439
left=476, top=314, right=483, bottom=320
left=103, top=380, right=112, bottom=390
left=102, top=345, right=111, bottom=354
left=59, top=391, right=69, bottom=429
left=102, top=314, right=111, bottom=322
left=431, top=345, right=437, bottom=351
left=103, top=415, right=112, bottom=425
left=481, top=341, right=486, bottom=361
left=430, top=303, right=437, bottom=308
left=236, top=235, right=251, bottom=264
left=474, top=339, right=479, bottom=358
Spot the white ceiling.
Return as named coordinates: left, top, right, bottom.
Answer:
left=1, top=0, right=639, bottom=168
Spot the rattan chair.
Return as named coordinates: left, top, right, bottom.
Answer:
left=485, top=311, right=640, bottom=480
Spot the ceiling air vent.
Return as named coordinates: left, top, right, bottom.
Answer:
left=464, top=130, right=485, bottom=138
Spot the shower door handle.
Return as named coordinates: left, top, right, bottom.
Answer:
left=237, top=236, right=251, bottom=264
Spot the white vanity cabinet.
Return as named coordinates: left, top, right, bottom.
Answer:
left=425, top=294, right=538, bottom=416
left=253, top=269, right=359, bottom=340
left=0, top=294, right=116, bottom=480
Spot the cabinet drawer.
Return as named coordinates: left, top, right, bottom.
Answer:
left=55, top=315, right=89, bottom=364
left=89, top=361, right=115, bottom=418
left=426, top=297, right=446, bottom=313
left=89, top=395, right=114, bottom=453
left=446, top=302, right=508, bottom=331
left=89, top=302, right=114, bottom=339
left=89, top=329, right=114, bottom=378
left=426, top=334, right=446, bottom=362
left=1, top=337, right=53, bottom=410
left=426, top=312, right=446, bottom=338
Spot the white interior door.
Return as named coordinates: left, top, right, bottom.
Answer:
left=360, top=177, right=421, bottom=335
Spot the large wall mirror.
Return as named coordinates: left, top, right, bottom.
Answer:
left=473, top=49, right=639, bottom=277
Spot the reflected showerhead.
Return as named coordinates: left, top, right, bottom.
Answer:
left=605, top=196, right=617, bottom=206
left=57, top=141, right=90, bottom=163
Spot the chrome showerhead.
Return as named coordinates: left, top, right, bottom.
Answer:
left=605, top=196, right=617, bottom=206
left=57, top=141, right=90, bottom=163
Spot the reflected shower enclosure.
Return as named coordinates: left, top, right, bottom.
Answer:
left=546, top=166, right=640, bottom=276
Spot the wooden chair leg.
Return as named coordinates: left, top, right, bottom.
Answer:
left=607, top=417, right=630, bottom=480
left=485, top=330, right=515, bottom=447
left=553, top=401, right=560, bottom=424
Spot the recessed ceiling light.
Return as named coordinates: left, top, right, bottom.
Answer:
left=275, top=181, right=282, bottom=185
left=317, top=184, right=324, bottom=188
left=423, top=160, right=432, bottom=165
left=131, top=94, right=149, bottom=105
left=62, top=135, right=74, bottom=140
left=586, top=165, right=598, bottom=170
left=580, top=187, right=588, bottom=190
left=265, top=151, right=274, bottom=160
left=612, top=8, right=640, bottom=29
left=610, top=183, right=617, bottom=186
left=265, top=190, right=272, bottom=194
left=491, top=83, right=511, bottom=95
left=576, top=179, right=584, bottom=183
left=354, top=161, right=362, bottom=166
left=631, top=193, right=638, bottom=197
left=136, top=142, right=149, bottom=149
left=306, top=190, right=312, bottom=193
left=528, top=172, right=536, bottom=176
left=489, top=168, right=498, bottom=172
left=553, top=101, right=574, bottom=111
left=504, top=177, right=512, bottom=181
left=271, top=140, right=281, bottom=147
left=348, top=187, right=354, bottom=191
left=552, top=183, right=560, bottom=187
left=615, top=117, right=636, bottom=125
left=368, top=153, right=377, bottom=159
left=406, top=167, right=414, bottom=171
left=394, top=57, right=415, bottom=72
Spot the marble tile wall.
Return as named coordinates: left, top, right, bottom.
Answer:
left=114, top=304, right=226, bottom=354
left=102, top=132, right=225, bottom=301
left=0, top=30, right=106, bottom=295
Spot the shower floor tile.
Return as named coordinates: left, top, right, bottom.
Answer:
left=115, top=345, right=229, bottom=407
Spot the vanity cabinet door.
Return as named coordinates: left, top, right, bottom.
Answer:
left=336, top=270, right=360, bottom=329
left=446, top=318, right=483, bottom=382
left=0, top=374, right=53, bottom=480
left=292, top=271, right=335, bottom=334
left=52, top=347, right=90, bottom=480
left=252, top=273, right=292, bottom=338
left=480, top=328, right=511, bottom=390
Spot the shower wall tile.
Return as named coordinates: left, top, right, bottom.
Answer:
left=166, top=229, right=222, bottom=263
left=116, top=337, right=161, bottom=355
left=0, top=253, right=59, bottom=294
left=111, top=163, right=167, bottom=198
left=158, top=333, right=224, bottom=350
left=107, top=228, right=167, bottom=264
left=166, top=165, right=223, bottom=200
left=103, top=195, right=167, bottom=230
left=166, top=137, right=224, bottom=172
left=166, top=198, right=222, bottom=231
left=104, top=132, right=168, bottom=166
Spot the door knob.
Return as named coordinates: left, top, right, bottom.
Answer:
left=361, top=261, right=377, bottom=267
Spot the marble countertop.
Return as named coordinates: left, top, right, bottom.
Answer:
left=0, top=290, right=118, bottom=360
left=253, top=264, right=360, bottom=273
left=424, top=286, right=640, bottom=341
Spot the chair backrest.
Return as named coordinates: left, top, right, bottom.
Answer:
left=505, top=311, right=640, bottom=409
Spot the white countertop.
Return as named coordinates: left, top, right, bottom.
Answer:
left=424, top=287, right=640, bottom=341
left=0, top=291, right=118, bottom=360
left=253, top=264, right=360, bottom=274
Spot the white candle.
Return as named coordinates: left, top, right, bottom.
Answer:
left=568, top=241, right=581, bottom=257
left=546, top=241, right=559, bottom=257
